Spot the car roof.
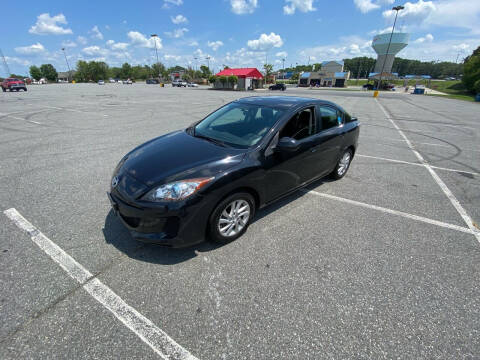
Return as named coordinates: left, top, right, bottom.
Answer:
left=236, top=96, right=339, bottom=110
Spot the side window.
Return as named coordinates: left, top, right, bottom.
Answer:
left=279, top=107, right=315, bottom=141
left=319, top=106, right=339, bottom=131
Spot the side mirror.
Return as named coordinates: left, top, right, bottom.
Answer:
left=351, top=117, right=358, bottom=122
left=276, top=137, right=300, bottom=153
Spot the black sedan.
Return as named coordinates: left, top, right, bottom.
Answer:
left=269, top=83, right=286, bottom=91
left=108, top=96, right=359, bottom=247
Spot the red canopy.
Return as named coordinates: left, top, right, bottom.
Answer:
left=215, top=68, right=264, bottom=79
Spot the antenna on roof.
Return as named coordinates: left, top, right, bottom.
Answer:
left=0, top=48, right=11, bottom=77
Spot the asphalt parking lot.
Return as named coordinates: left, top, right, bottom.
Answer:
left=1, top=83, right=479, bottom=359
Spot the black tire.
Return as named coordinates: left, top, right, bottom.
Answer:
left=23, top=88, right=27, bottom=91
left=331, top=149, right=353, bottom=180
left=2, top=87, right=5, bottom=92
left=208, top=192, right=255, bottom=244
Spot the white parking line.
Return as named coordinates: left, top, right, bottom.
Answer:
left=304, top=190, right=473, bottom=235
left=0, top=112, right=43, bottom=125
left=361, top=135, right=480, bottom=153
left=376, top=99, right=480, bottom=244
left=3, top=208, right=198, bottom=360
left=357, top=154, right=479, bottom=176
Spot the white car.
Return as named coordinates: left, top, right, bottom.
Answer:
left=98, top=80, right=105, bottom=85
left=172, top=79, right=187, bottom=87
left=122, top=79, right=133, bottom=85
left=187, top=82, right=199, bottom=87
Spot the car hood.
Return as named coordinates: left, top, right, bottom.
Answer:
left=116, top=130, right=245, bottom=191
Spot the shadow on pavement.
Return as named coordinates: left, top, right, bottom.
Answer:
left=102, top=177, right=329, bottom=264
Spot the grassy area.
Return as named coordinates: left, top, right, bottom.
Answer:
left=428, top=80, right=476, bottom=102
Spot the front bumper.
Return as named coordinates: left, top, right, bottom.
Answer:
left=107, top=190, right=213, bottom=248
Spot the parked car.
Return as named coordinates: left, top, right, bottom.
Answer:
left=98, top=80, right=105, bottom=85
left=122, top=79, right=133, bottom=85
left=2, top=78, right=27, bottom=92
left=109, top=78, right=116, bottom=83
left=172, top=79, right=187, bottom=87
left=269, top=83, right=286, bottom=91
left=146, top=78, right=160, bottom=84
left=187, top=82, right=199, bottom=87
left=108, top=96, right=359, bottom=247
left=362, top=83, right=375, bottom=90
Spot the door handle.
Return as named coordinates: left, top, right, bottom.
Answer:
left=310, top=148, right=317, bottom=153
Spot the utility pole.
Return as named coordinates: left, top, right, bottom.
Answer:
left=194, top=57, right=198, bottom=71
left=378, top=5, right=404, bottom=90
left=0, top=48, right=11, bottom=77
left=61, top=48, right=72, bottom=82
left=151, top=34, right=160, bottom=78
left=282, top=58, right=285, bottom=78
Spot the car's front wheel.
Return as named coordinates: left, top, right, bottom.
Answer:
left=209, top=192, right=255, bottom=244
left=331, top=149, right=352, bottom=180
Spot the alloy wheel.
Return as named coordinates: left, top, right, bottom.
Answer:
left=218, top=199, right=251, bottom=237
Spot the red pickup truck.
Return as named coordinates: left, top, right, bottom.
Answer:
left=1, top=78, right=27, bottom=92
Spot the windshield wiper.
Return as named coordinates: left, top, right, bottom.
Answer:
left=194, top=133, right=229, bottom=147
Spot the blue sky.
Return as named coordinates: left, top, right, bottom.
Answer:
left=2, top=0, right=479, bottom=75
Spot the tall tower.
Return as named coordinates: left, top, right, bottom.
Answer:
left=372, top=33, right=409, bottom=74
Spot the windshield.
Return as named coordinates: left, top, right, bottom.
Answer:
left=194, top=102, right=285, bottom=148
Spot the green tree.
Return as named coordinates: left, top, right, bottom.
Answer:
left=74, top=60, right=90, bottom=82
left=462, top=46, right=480, bottom=94
left=120, top=62, right=132, bottom=79
left=208, top=75, right=216, bottom=84
left=263, top=63, right=273, bottom=83
left=228, top=75, right=238, bottom=84
left=40, top=64, right=58, bottom=82
left=200, top=65, right=211, bottom=78
left=151, top=62, right=167, bottom=79
left=29, top=65, right=42, bottom=81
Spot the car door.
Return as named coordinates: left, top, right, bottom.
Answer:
left=263, top=107, right=318, bottom=203
left=307, top=105, right=345, bottom=177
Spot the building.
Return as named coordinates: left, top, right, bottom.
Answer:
left=298, top=61, right=350, bottom=87
left=57, top=70, right=76, bottom=82
left=214, top=68, right=264, bottom=90
left=371, top=32, right=409, bottom=75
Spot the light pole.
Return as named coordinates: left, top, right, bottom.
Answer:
left=282, top=58, right=285, bottom=78
left=194, top=57, right=198, bottom=71
left=206, top=56, right=211, bottom=73
left=378, top=5, right=404, bottom=90
left=61, top=47, right=71, bottom=82
left=150, top=34, right=160, bottom=78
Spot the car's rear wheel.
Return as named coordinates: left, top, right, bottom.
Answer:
left=2, top=87, right=5, bottom=92
left=331, top=149, right=352, bottom=180
left=209, top=192, right=255, bottom=244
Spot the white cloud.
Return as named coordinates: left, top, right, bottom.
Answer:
left=383, top=0, right=435, bottom=21
left=127, top=31, right=163, bottom=49
left=283, top=0, right=316, bottom=15
left=231, top=0, right=258, bottom=14
left=354, top=0, right=379, bottom=13
left=164, top=28, right=189, bottom=38
left=61, top=40, right=77, bottom=48
left=163, top=0, right=183, bottom=8
left=300, top=35, right=376, bottom=61
left=354, top=0, right=395, bottom=13
left=424, top=0, right=480, bottom=35
left=14, top=43, right=46, bottom=55
left=82, top=46, right=108, bottom=56
left=90, top=25, right=104, bottom=40
left=247, top=33, right=284, bottom=51
left=171, top=15, right=188, bottom=24
left=276, top=51, right=288, bottom=58
left=5, top=56, right=31, bottom=66
left=106, top=40, right=129, bottom=50
left=29, top=13, right=72, bottom=35
left=164, top=54, right=182, bottom=62
left=189, top=41, right=199, bottom=47
left=414, top=33, right=434, bottom=43
left=105, top=25, right=110, bottom=30
left=77, top=36, right=87, bottom=45
left=207, top=41, right=224, bottom=51
left=453, top=43, right=470, bottom=51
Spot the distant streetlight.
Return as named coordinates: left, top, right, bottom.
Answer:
left=194, top=56, right=198, bottom=71
left=378, top=5, right=404, bottom=89
left=61, top=47, right=71, bottom=82
left=206, top=56, right=211, bottom=73
left=150, top=34, right=160, bottom=78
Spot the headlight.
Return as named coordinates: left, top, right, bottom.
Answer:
left=141, top=177, right=213, bottom=202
